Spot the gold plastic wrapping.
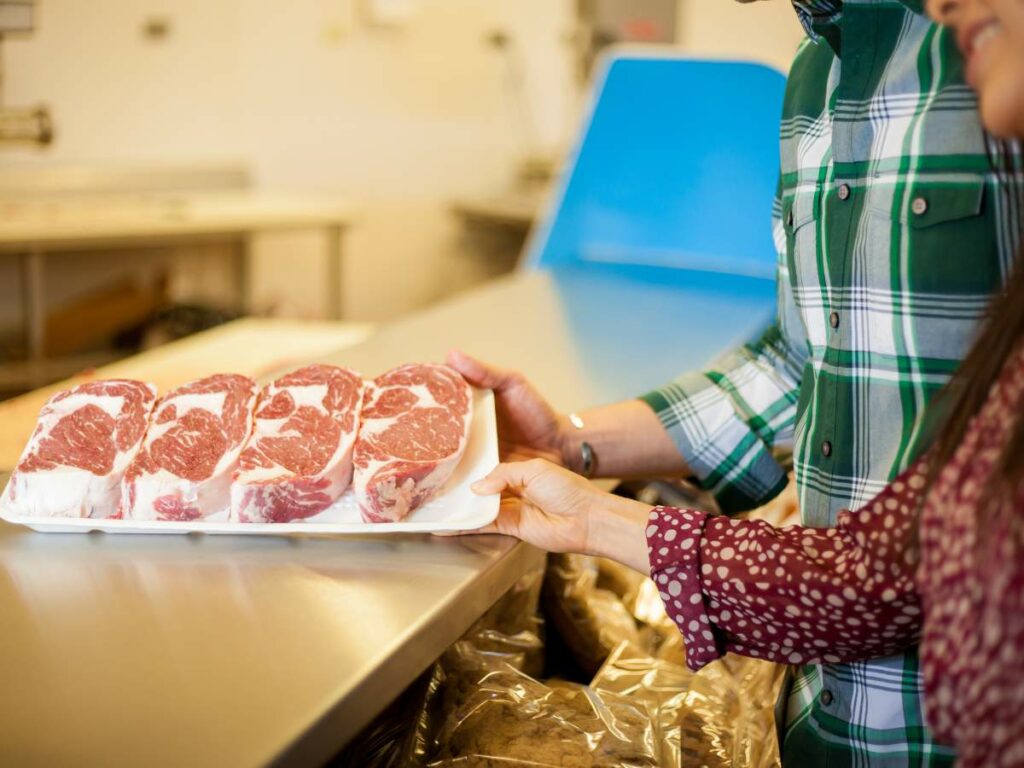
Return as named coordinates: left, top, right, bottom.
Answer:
left=428, top=665, right=662, bottom=767
left=672, top=654, right=786, bottom=768
left=334, top=566, right=546, bottom=768
left=543, top=553, right=644, bottom=675
left=592, top=642, right=786, bottom=768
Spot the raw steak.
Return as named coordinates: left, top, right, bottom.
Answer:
left=122, top=373, right=257, bottom=521
left=354, top=363, right=472, bottom=523
left=2, top=379, right=156, bottom=518
left=230, top=364, right=364, bottom=523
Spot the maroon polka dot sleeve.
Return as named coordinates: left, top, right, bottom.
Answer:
left=646, top=461, right=928, bottom=671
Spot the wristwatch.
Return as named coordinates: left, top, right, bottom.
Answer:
left=567, top=412, right=595, bottom=478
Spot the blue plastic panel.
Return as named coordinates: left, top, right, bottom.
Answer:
left=527, top=54, right=786, bottom=280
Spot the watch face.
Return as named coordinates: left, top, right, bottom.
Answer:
left=581, top=440, right=595, bottom=478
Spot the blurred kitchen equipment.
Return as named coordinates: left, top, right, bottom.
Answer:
left=573, top=0, right=679, bottom=82
left=0, top=0, right=31, bottom=31
left=0, top=0, right=52, bottom=147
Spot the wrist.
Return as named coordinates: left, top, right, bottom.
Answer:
left=584, top=492, right=653, bottom=574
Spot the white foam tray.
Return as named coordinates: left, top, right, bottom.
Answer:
left=0, top=389, right=499, bottom=536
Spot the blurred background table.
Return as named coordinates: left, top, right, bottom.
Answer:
left=0, top=191, right=353, bottom=392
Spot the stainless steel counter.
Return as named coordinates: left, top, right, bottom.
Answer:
left=0, top=265, right=775, bottom=767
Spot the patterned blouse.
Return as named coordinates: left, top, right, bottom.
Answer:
left=647, top=342, right=1024, bottom=767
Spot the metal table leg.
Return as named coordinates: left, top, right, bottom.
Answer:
left=326, top=224, right=344, bottom=320
left=236, top=235, right=251, bottom=315
left=20, top=248, right=45, bottom=362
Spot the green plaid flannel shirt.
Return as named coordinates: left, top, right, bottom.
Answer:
left=641, top=1, right=1024, bottom=765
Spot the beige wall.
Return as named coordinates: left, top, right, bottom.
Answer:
left=680, top=0, right=804, bottom=73
left=2, top=0, right=575, bottom=188
left=0, top=0, right=804, bottom=329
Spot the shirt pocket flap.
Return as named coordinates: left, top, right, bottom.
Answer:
left=868, top=175, right=985, bottom=229
left=782, top=186, right=821, bottom=233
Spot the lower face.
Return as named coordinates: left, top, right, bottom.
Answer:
left=966, top=0, right=1024, bottom=138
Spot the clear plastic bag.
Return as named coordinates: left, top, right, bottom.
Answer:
left=589, top=641, right=693, bottom=766
left=330, top=665, right=443, bottom=768
left=436, top=565, right=547, bottom=727
left=591, top=641, right=694, bottom=705
left=427, top=664, right=662, bottom=767
left=674, top=654, right=785, bottom=768
left=592, top=642, right=786, bottom=768
left=425, top=561, right=666, bottom=766
left=337, top=566, right=546, bottom=768
left=542, top=554, right=642, bottom=676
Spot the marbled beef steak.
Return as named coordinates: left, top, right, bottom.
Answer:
left=122, top=373, right=257, bottom=521
left=230, top=364, right=363, bottom=523
left=3, top=379, right=156, bottom=518
left=353, top=363, right=472, bottom=523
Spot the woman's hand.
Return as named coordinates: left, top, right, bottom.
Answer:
left=470, top=459, right=596, bottom=552
left=447, top=350, right=570, bottom=464
left=470, top=458, right=653, bottom=574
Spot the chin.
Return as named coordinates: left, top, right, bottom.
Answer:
left=978, top=90, right=1024, bottom=140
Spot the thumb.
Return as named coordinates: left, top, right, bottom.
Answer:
left=470, top=459, right=549, bottom=496
left=447, top=349, right=513, bottom=391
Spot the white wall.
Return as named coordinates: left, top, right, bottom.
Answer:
left=3, top=0, right=245, bottom=164
left=0, top=0, right=577, bottom=324
left=3, top=0, right=575, bottom=189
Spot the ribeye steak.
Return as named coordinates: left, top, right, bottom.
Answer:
left=3, top=379, right=157, bottom=518
left=353, top=363, right=472, bottom=522
left=122, top=373, right=257, bottom=520
left=230, top=364, right=364, bottom=523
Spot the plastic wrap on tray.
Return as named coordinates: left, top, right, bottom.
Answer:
left=543, top=554, right=642, bottom=675
left=427, top=665, right=661, bottom=768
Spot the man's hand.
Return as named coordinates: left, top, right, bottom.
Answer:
left=449, top=349, right=690, bottom=479
left=447, top=349, right=568, bottom=464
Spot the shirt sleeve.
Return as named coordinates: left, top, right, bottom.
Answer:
left=639, top=187, right=810, bottom=513
left=646, top=459, right=927, bottom=671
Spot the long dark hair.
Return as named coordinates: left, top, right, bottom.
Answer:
left=929, top=251, right=1024, bottom=494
